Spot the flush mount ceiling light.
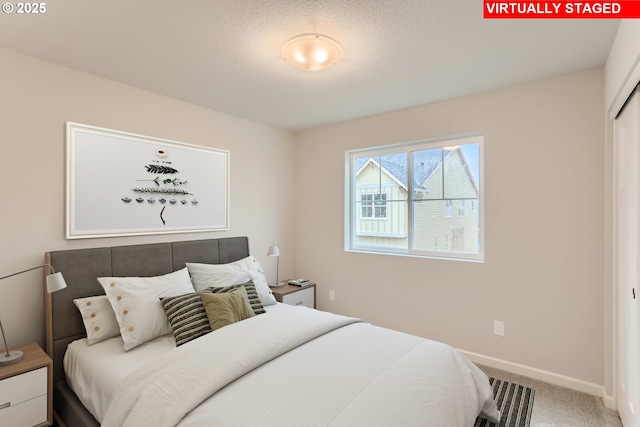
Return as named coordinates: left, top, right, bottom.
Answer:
left=282, top=34, right=343, bottom=71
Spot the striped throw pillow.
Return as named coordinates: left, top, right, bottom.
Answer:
left=160, top=292, right=211, bottom=346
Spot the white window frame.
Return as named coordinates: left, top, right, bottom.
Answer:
left=344, top=133, right=484, bottom=262
left=360, top=193, right=374, bottom=218
left=360, top=192, right=387, bottom=219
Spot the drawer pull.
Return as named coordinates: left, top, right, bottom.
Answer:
left=0, top=402, right=10, bottom=410
left=295, top=301, right=303, bottom=305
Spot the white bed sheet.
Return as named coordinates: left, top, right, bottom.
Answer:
left=66, top=303, right=498, bottom=426
left=64, top=304, right=287, bottom=421
left=180, top=321, right=497, bottom=427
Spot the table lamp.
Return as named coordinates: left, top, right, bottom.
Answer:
left=267, top=243, right=284, bottom=287
left=0, top=264, right=67, bottom=365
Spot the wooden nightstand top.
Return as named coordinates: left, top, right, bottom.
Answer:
left=269, top=282, right=316, bottom=296
left=0, top=342, right=51, bottom=381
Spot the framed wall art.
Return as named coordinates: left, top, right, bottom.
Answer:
left=66, top=122, right=229, bottom=239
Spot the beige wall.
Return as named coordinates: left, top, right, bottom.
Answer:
left=0, top=47, right=296, bottom=349
left=295, top=68, right=605, bottom=386
left=0, top=45, right=608, bottom=392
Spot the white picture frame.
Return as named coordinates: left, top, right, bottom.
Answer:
left=66, top=122, right=229, bottom=239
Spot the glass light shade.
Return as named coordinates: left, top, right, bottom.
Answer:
left=282, top=34, right=343, bottom=71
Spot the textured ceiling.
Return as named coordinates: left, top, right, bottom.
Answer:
left=0, top=0, right=620, bottom=131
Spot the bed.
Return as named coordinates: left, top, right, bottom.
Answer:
left=45, top=236, right=499, bottom=427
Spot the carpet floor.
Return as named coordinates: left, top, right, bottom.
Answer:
left=478, top=365, right=622, bottom=427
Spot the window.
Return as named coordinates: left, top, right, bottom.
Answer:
left=360, top=193, right=387, bottom=218
left=445, top=200, right=453, bottom=218
left=345, top=134, right=483, bottom=261
left=458, top=200, right=466, bottom=217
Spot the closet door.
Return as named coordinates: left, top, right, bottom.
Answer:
left=616, top=87, right=640, bottom=427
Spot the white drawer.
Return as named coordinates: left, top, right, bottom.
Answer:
left=0, top=367, right=47, bottom=406
left=282, top=286, right=314, bottom=308
left=0, top=367, right=47, bottom=426
left=0, top=393, right=47, bottom=426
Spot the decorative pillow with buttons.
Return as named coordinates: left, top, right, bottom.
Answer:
left=98, top=267, right=195, bottom=351
left=73, top=295, right=120, bottom=345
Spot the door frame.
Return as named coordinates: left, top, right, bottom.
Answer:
left=614, top=88, right=640, bottom=425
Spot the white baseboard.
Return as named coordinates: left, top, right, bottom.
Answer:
left=460, top=349, right=616, bottom=410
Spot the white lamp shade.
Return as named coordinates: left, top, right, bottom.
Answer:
left=267, top=244, right=280, bottom=257
left=46, top=272, right=67, bottom=293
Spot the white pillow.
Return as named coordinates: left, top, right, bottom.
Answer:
left=187, top=256, right=276, bottom=306
left=97, top=268, right=195, bottom=351
left=73, top=295, right=120, bottom=345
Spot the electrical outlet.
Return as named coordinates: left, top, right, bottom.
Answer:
left=329, top=290, right=335, bottom=301
left=494, top=320, right=505, bottom=336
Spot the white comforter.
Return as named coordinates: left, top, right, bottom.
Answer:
left=96, top=306, right=498, bottom=426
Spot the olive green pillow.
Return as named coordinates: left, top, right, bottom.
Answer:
left=209, top=280, right=266, bottom=315
left=199, top=286, right=255, bottom=332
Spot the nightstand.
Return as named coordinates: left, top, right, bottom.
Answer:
left=0, top=342, right=52, bottom=427
left=270, top=283, right=316, bottom=308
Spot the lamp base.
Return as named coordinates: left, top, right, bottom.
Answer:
left=269, top=282, right=285, bottom=288
left=0, top=350, right=23, bottom=366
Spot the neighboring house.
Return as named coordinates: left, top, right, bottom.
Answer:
left=354, top=146, right=480, bottom=254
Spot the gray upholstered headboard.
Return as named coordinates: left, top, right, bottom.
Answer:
left=44, top=237, right=249, bottom=386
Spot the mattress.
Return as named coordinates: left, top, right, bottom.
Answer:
left=66, top=304, right=499, bottom=426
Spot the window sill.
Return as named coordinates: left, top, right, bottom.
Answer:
left=345, top=247, right=484, bottom=263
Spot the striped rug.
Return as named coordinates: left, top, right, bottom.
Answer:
left=474, top=378, right=535, bottom=427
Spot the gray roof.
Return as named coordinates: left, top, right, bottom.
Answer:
left=355, top=149, right=444, bottom=189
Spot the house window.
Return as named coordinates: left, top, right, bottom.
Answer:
left=445, top=200, right=453, bottom=217
left=345, top=134, right=483, bottom=261
left=361, top=194, right=373, bottom=218
left=361, top=193, right=387, bottom=218
left=458, top=200, right=465, bottom=217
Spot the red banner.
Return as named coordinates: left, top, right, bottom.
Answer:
left=484, top=1, right=640, bottom=18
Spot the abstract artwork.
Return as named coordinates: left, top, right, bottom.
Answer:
left=66, top=122, right=229, bottom=239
